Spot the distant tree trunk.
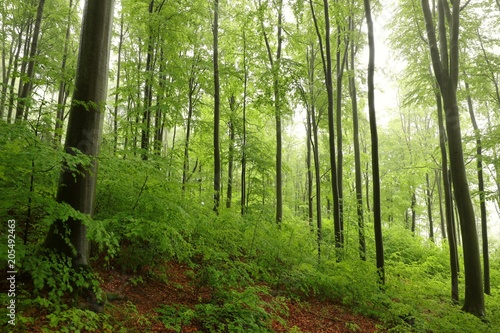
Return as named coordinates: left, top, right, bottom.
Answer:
left=436, top=169, right=447, bottom=240
left=347, top=24, right=366, bottom=260
left=241, top=30, right=248, bottom=215
left=141, top=0, right=155, bottom=161
left=464, top=78, right=490, bottom=295
left=154, top=47, right=166, bottom=156
left=16, top=0, right=45, bottom=122
left=112, top=11, right=124, bottom=153
left=305, top=87, right=314, bottom=230
left=183, top=73, right=197, bottom=191
left=426, top=173, right=435, bottom=242
left=213, top=0, right=221, bottom=213
left=226, top=95, right=236, bottom=208
left=411, top=190, right=416, bottom=234
left=308, top=46, right=323, bottom=258
left=364, top=0, right=384, bottom=284
left=54, top=0, right=74, bottom=145
left=1, top=17, right=23, bottom=119
left=335, top=26, right=349, bottom=248
left=422, top=0, right=484, bottom=315
left=44, top=0, right=114, bottom=270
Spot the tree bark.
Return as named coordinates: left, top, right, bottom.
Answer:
left=464, top=78, right=490, bottom=295
left=44, top=0, right=115, bottom=269
left=426, top=173, right=435, bottom=242
left=226, top=95, right=236, bottom=208
left=241, top=30, right=248, bottom=215
left=421, top=0, right=484, bottom=315
left=347, top=22, right=366, bottom=260
left=364, top=0, right=384, bottom=284
left=213, top=0, right=221, bottom=213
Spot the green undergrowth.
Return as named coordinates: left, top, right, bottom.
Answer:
left=2, top=130, right=500, bottom=332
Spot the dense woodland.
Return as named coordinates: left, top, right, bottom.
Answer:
left=1, top=0, right=500, bottom=332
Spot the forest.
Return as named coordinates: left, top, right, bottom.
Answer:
left=1, top=0, right=500, bottom=332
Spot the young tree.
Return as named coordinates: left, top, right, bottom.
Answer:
left=421, top=0, right=485, bottom=316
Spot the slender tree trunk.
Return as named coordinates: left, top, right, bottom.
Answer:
left=141, top=0, right=155, bottom=161
left=241, top=30, right=248, bottom=215
left=305, top=86, right=314, bottom=230
left=226, top=95, right=236, bottom=208
left=309, top=0, right=340, bottom=252
left=347, top=24, right=366, bottom=260
left=16, top=0, right=45, bottom=122
left=364, top=0, right=384, bottom=284
left=464, top=78, right=490, bottom=295
left=335, top=26, right=349, bottom=248
left=183, top=74, right=196, bottom=191
left=426, top=173, right=435, bottom=242
left=213, top=0, right=221, bottom=213
left=422, top=0, right=484, bottom=315
left=44, top=0, right=114, bottom=270
left=411, top=190, right=416, bottom=234
left=112, top=11, right=124, bottom=153
left=436, top=169, right=447, bottom=240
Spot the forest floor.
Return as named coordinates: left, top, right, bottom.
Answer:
left=97, top=260, right=384, bottom=333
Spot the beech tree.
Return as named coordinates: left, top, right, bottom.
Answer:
left=44, top=0, right=115, bottom=272
left=421, top=0, right=485, bottom=316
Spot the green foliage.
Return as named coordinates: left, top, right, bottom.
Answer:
left=23, top=251, right=101, bottom=306
left=157, top=286, right=285, bottom=333
left=44, top=308, right=111, bottom=333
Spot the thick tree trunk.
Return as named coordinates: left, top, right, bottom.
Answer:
left=422, top=0, right=484, bottom=314
left=45, top=0, right=115, bottom=268
left=16, top=0, right=45, bottom=122
left=435, top=87, right=459, bottom=302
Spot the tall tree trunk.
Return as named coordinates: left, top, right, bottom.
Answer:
left=213, top=0, right=221, bottom=213
left=226, top=95, right=236, bottom=208
left=305, top=84, right=314, bottom=230
left=241, top=30, right=248, bottom=215
left=182, top=74, right=197, bottom=191
left=141, top=0, right=155, bottom=161
left=16, top=0, right=45, bottom=122
left=464, top=78, right=490, bottom=295
left=422, top=0, right=484, bottom=316
left=309, top=0, right=340, bottom=252
left=45, top=0, right=114, bottom=268
left=435, top=84, right=459, bottom=302
left=347, top=22, right=366, bottom=260
left=364, top=0, right=384, bottom=284
left=112, top=11, right=124, bottom=153
left=335, top=26, right=349, bottom=248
